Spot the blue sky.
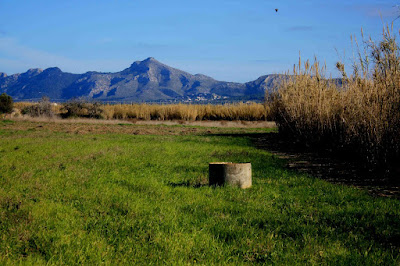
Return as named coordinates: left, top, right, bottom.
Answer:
left=0, top=0, right=398, bottom=82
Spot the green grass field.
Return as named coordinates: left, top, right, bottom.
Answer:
left=0, top=120, right=399, bottom=265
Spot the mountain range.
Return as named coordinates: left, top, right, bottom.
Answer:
left=0, top=57, right=281, bottom=103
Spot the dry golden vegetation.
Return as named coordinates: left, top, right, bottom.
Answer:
left=14, top=101, right=62, bottom=115
left=102, top=102, right=269, bottom=121
left=268, top=26, right=400, bottom=171
left=14, top=102, right=270, bottom=121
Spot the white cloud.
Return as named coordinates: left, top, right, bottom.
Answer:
left=349, top=4, right=397, bottom=18
left=0, top=37, right=131, bottom=74
left=96, top=37, right=113, bottom=44
left=169, top=60, right=291, bottom=83
left=0, top=37, right=297, bottom=82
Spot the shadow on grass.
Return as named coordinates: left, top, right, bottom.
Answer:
left=168, top=181, right=209, bottom=188
left=210, top=132, right=400, bottom=199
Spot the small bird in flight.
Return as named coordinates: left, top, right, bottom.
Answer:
left=275, top=8, right=278, bottom=12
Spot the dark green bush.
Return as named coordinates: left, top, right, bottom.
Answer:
left=61, top=99, right=103, bottom=119
left=0, top=93, right=13, bottom=114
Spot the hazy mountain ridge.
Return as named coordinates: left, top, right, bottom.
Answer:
left=0, top=57, right=282, bottom=102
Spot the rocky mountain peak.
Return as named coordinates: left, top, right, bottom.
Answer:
left=21, top=68, right=43, bottom=78
left=0, top=58, right=278, bottom=102
left=125, top=57, right=172, bottom=76
left=144, top=57, right=157, bottom=62
left=43, top=67, right=62, bottom=73
left=27, top=68, right=43, bottom=74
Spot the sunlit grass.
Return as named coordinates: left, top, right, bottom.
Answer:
left=0, top=122, right=399, bottom=264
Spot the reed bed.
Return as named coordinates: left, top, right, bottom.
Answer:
left=13, top=102, right=269, bottom=121
left=102, top=102, right=268, bottom=121
left=268, top=26, right=400, bottom=171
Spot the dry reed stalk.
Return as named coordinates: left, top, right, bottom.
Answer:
left=99, top=103, right=269, bottom=121
left=268, top=25, right=400, bottom=171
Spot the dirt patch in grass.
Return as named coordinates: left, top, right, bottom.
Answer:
left=1, top=119, right=273, bottom=136
left=8, top=116, right=275, bottom=128
left=132, top=120, right=276, bottom=128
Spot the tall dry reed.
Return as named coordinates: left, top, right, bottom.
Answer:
left=100, top=103, right=269, bottom=121
left=268, top=25, right=400, bottom=171
left=14, top=102, right=269, bottom=121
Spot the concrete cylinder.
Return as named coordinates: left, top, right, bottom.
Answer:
left=209, top=162, right=252, bottom=189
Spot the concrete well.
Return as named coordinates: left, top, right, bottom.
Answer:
left=209, top=162, right=252, bottom=189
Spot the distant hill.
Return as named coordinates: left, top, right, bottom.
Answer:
left=0, top=57, right=283, bottom=103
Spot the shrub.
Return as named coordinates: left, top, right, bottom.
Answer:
left=86, top=102, right=104, bottom=119
left=0, top=93, right=13, bottom=114
left=61, top=99, right=103, bottom=119
left=21, top=97, right=54, bottom=117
